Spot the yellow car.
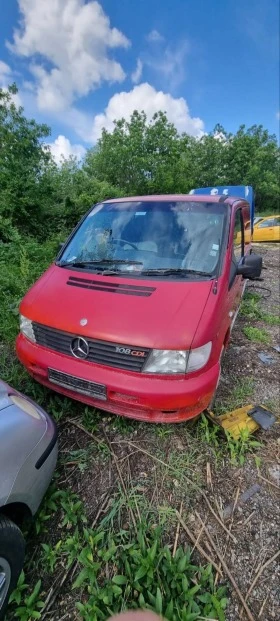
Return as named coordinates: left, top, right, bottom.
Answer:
left=253, top=215, right=280, bottom=242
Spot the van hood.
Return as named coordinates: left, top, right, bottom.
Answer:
left=20, top=265, right=213, bottom=349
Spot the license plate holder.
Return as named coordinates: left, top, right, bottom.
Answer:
left=48, top=368, right=107, bottom=401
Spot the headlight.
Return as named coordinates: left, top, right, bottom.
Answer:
left=9, top=395, right=41, bottom=419
left=143, top=342, right=212, bottom=374
left=20, top=315, right=35, bottom=343
left=186, top=342, right=212, bottom=373
left=143, top=350, right=188, bottom=374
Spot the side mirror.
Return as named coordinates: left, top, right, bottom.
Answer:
left=237, top=253, right=262, bottom=279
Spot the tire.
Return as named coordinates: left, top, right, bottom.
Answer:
left=0, top=515, right=25, bottom=621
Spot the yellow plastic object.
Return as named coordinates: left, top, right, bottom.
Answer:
left=207, top=405, right=260, bottom=440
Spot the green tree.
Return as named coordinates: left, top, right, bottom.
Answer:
left=85, top=112, right=279, bottom=213
left=50, top=157, right=122, bottom=231
left=223, top=125, right=279, bottom=212
left=0, top=84, right=53, bottom=239
left=85, top=111, right=194, bottom=195
left=188, top=133, right=226, bottom=189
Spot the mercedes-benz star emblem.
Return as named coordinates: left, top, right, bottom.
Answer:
left=71, top=337, right=89, bottom=360
left=80, top=318, right=88, bottom=326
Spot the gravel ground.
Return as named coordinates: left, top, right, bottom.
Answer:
left=200, top=243, right=280, bottom=621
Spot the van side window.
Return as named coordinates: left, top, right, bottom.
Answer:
left=233, top=210, right=244, bottom=262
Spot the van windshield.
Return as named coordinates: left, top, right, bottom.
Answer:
left=59, top=200, right=227, bottom=277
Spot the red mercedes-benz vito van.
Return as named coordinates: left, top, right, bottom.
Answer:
left=16, top=187, right=262, bottom=423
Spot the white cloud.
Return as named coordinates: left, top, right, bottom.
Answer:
left=145, top=40, right=189, bottom=89
left=0, top=60, right=11, bottom=82
left=146, top=29, right=164, bottom=43
left=47, top=135, right=86, bottom=163
left=8, top=0, right=130, bottom=112
left=276, top=111, right=280, bottom=121
left=131, top=59, right=143, bottom=84
left=92, top=82, right=204, bottom=141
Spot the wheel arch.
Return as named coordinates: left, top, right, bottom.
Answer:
left=0, top=503, right=32, bottom=528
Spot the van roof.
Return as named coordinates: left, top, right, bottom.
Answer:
left=103, top=194, right=246, bottom=205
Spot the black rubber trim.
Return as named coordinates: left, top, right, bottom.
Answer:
left=35, top=420, right=58, bottom=470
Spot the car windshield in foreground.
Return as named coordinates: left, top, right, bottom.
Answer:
left=58, top=200, right=227, bottom=278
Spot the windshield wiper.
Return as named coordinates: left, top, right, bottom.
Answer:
left=58, top=259, right=143, bottom=268
left=140, top=268, right=213, bottom=277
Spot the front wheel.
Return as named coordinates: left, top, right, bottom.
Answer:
left=0, top=515, right=25, bottom=620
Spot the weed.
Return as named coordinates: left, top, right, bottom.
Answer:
left=254, top=455, right=262, bottom=468
left=198, top=413, right=220, bottom=448
left=243, top=326, right=271, bottom=343
left=156, top=504, right=178, bottom=526
left=82, top=406, right=99, bottom=432
left=111, top=413, right=139, bottom=435
left=62, top=529, right=83, bottom=568
left=96, top=439, right=111, bottom=458
left=60, top=493, right=87, bottom=528
left=154, top=424, right=174, bottom=439
left=34, top=485, right=64, bottom=534
left=240, top=293, right=262, bottom=320
left=225, top=428, right=262, bottom=466
left=11, top=579, right=45, bottom=621
left=8, top=572, right=28, bottom=607
left=34, top=486, right=87, bottom=534
left=262, top=313, right=280, bottom=326
left=47, top=394, right=72, bottom=422
left=167, top=448, right=199, bottom=487
left=61, top=447, right=93, bottom=473
left=73, top=513, right=228, bottom=620
left=241, top=292, right=279, bottom=326
left=197, top=412, right=261, bottom=466
left=41, top=541, right=62, bottom=573
left=214, top=378, right=254, bottom=416
left=230, top=377, right=254, bottom=404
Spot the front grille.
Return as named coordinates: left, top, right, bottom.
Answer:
left=33, top=322, right=150, bottom=372
left=48, top=369, right=107, bottom=400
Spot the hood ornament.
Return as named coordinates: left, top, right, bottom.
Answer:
left=80, top=318, right=88, bottom=326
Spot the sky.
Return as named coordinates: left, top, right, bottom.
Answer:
left=0, top=0, right=279, bottom=162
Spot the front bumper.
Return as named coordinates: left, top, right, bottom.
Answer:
left=16, top=334, right=220, bottom=423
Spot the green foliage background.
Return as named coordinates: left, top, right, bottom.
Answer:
left=1, top=84, right=279, bottom=245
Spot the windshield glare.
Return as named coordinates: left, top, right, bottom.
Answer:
left=60, top=201, right=227, bottom=276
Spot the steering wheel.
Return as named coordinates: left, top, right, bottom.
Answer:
left=111, top=239, right=138, bottom=250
